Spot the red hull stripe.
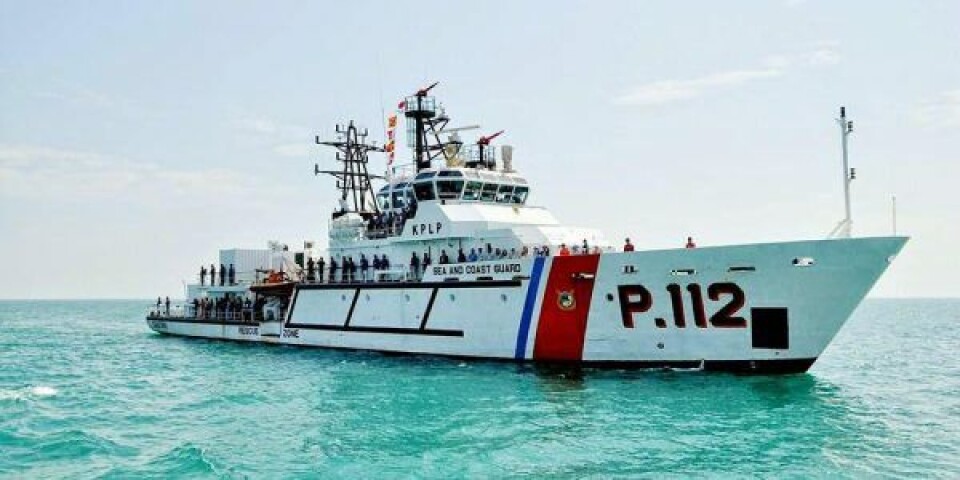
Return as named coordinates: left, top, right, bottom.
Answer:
left=532, top=255, right=601, bottom=361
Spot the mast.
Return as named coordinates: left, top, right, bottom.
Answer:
left=403, top=82, right=456, bottom=172
left=829, top=106, right=855, bottom=238
left=315, top=121, right=384, bottom=218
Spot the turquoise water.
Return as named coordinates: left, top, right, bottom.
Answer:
left=1, top=299, right=958, bottom=478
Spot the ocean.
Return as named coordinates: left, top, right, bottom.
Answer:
left=1, top=299, right=957, bottom=478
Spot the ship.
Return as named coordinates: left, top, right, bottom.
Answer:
left=146, top=84, right=908, bottom=374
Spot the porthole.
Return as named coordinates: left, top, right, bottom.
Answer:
left=606, top=293, right=614, bottom=301
left=449, top=294, right=456, bottom=301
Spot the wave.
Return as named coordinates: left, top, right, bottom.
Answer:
left=128, top=444, right=235, bottom=478
left=0, top=385, right=59, bottom=402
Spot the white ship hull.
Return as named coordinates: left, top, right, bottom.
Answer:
left=146, top=236, right=906, bottom=374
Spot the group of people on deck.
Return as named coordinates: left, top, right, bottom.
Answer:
left=191, top=295, right=257, bottom=321
left=366, top=209, right=414, bottom=238
left=305, top=254, right=394, bottom=283
left=199, top=263, right=236, bottom=286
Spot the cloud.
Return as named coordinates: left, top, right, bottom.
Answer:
left=273, top=143, right=315, bottom=158
left=615, top=47, right=841, bottom=107
left=234, top=117, right=278, bottom=135
left=0, top=144, right=252, bottom=200
left=614, top=66, right=783, bottom=106
left=232, top=115, right=311, bottom=138
left=913, top=89, right=960, bottom=128
left=805, top=48, right=841, bottom=66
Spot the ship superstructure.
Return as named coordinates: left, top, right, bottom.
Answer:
left=146, top=85, right=907, bottom=374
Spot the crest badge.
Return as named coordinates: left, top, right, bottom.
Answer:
left=557, top=290, right=576, bottom=311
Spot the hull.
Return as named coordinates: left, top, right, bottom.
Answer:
left=147, top=236, right=907, bottom=374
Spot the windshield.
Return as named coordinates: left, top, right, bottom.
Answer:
left=413, top=181, right=436, bottom=201
left=512, top=186, right=529, bottom=204
left=480, top=183, right=498, bottom=202
left=462, top=181, right=482, bottom=201
left=495, top=184, right=514, bottom=203
left=436, top=180, right=464, bottom=199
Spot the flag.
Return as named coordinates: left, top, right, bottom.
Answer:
left=397, top=100, right=406, bottom=110
left=387, top=114, right=397, bottom=129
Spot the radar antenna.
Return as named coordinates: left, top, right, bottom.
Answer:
left=315, top=121, right=384, bottom=219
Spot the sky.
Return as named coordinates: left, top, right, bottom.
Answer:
left=1, top=1, right=957, bottom=299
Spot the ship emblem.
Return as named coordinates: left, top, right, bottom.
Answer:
left=557, top=290, right=576, bottom=311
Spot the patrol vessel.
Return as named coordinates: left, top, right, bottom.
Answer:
left=146, top=84, right=908, bottom=374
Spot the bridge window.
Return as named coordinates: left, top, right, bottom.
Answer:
left=480, top=183, right=499, bottom=202
left=376, top=191, right=390, bottom=210
left=462, top=181, right=482, bottom=201
left=512, top=186, right=529, bottom=204
left=413, top=181, right=436, bottom=201
left=437, top=180, right=464, bottom=199
left=391, top=190, right=407, bottom=209
left=495, top=184, right=514, bottom=203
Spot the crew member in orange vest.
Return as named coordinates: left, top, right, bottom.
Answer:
left=558, top=243, right=571, bottom=256
left=685, top=236, right=697, bottom=249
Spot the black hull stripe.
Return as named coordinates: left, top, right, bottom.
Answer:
left=419, top=288, right=439, bottom=330
left=343, top=289, right=361, bottom=327
left=147, top=330, right=816, bottom=374
left=286, top=323, right=463, bottom=337
left=147, top=316, right=251, bottom=326
left=296, top=280, right=521, bottom=290
left=151, top=317, right=463, bottom=337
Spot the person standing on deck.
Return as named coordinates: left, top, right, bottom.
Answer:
left=200, top=266, right=207, bottom=286
left=685, top=236, right=697, bottom=249
left=210, top=264, right=217, bottom=287
left=220, top=264, right=226, bottom=286
left=360, top=254, right=370, bottom=282
left=164, top=296, right=170, bottom=316
left=228, top=264, right=235, bottom=285
left=558, top=244, right=571, bottom=256
left=410, top=252, right=420, bottom=281
left=317, top=257, right=325, bottom=283
left=623, top=238, right=634, bottom=252
left=329, top=257, right=338, bottom=283
left=306, top=257, right=315, bottom=282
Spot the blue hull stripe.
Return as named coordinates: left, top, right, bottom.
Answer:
left=514, top=257, right=546, bottom=360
